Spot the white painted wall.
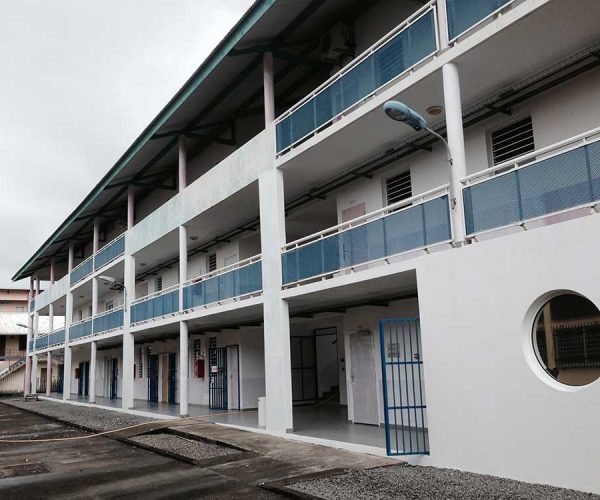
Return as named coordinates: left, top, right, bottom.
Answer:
left=416, top=214, right=600, bottom=494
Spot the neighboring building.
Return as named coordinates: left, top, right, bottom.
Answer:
left=0, top=289, right=63, bottom=393
left=13, top=0, right=600, bottom=494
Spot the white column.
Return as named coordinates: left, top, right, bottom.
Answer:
left=178, top=135, right=187, bottom=193
left=179, top=321, right=189, bottom=417
left=442, top=62, right=468, bottom=245
left=437, top=0, right=451, bottom=48
left=31, top=312, right=39, bottom=393
left=35, top=274, right=40, bottom=296
left=68, top=242, right=75, bottom=273
left=93, top=218, right=100, bottom=254
left=263, top=51, right=275, bottom=124
left=24, top=279, right=33, bottom=394
left=258, top=168, right=293, bottom=432
left=121, top=254, right=135, bottom=410
left=63, top=291, right=73, bottom=400
left=50, top=257, right=56, bottom=285
left=89, top=341, right=97, bottom=403
left=127, top=185, right=135, bottom=230
left=92, top=278, right=98, bottom=321
left=46, top=351, right=52, bottom=396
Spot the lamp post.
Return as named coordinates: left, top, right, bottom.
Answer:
left=383, top=100, right=457, bottom=209
left=98, top=276, right=127, bottom=311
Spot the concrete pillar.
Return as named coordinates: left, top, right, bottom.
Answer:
left=93, top=218, right=100, bottom=254
left=68, top=242, right=75, bottom=273
left=263, top=51, right=276, bottom=124
left=122, top=254, right=135, bottom=410
left=178, top=135, right=187, bottom=193
left=92, top=278, right=98, bottom=318
left=50, top=257, right=56, bottom=285
left=89, top=341, right=97, bottom=403
left=179, top=225, right=187, bottom=306
left=258, top=168, right=293, bottom=432
left=442, top=62, right=468, bottom=244
left=63, top=291, right=73, bottom=400
left=437, top=0, right=451, bottom=48
left=31, top=313, right=39, bottom=393
left=127, top=185, right=135, bottom=230
left=24, top=290, right=33, bottom=394
left=179, top=321, right=189, bottom=417
left=46, top=351, right=52, bottom=396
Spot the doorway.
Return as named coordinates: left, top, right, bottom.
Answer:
left=148, top=354, right=159, bottom=403
left=209, top=347, right=227, bottom=410
left=168, top=352, right=177, bottom=404
left=77, top=361, right=90, bottom=397
left=227, top=345, right=240, bottom=410
left=349, top=330, right=379, bottom=425
left=56, top=364, right=64, bottom=394
left=106, top=358, right=118, bottom=399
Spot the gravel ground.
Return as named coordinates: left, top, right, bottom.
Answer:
left=4, top=398, right=153, bottom=432
left=129, top=433, right=240, bottom=461
left=289, top=464, right=600, bottom=500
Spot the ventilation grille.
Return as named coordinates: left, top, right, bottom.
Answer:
left=491, top=116, right=535, bottom=165
left=386, top=170, right=412, bottom=205
left=155, top=275, right=163, bottom=292
left=208, top=254, right=217, bottom=272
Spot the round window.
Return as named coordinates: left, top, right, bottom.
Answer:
left=533, top=294, right=600, bottom=386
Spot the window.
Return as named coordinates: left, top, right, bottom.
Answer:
left=15, top=306, right=25, bottom=313
left=533, top=293, right=600, bottom=386
left=385, top=170, right=412, bottom=205
left=208, top=254, right=217, bottom=273
left=19, top=335, right=27, bottom=351
left=155, top=275, right=163, bottom=292
left=490, top=116, right=535, bottom=165
left=105, top=300, right=114, bottom=311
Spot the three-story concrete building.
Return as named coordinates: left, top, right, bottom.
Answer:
left=14, top=0, right=600, bottom=493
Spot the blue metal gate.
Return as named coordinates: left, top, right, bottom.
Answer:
left=379, top=318, right=429, bottom=456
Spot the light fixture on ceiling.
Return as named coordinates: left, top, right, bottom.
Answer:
left=426, top=105, right=444, bottom=116
left=140, top=263, right=147, bottom=267
left=190, top=236, right=199, bottom=241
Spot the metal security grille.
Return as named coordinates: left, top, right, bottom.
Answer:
left=386, top=170, right=412, bottom=205
left=554, top=322, right=600, bottom=368
left=379, top=318, right=429, bottom=456
left=491, top=116, right=534, bottom=165
left=209, top=347, right=227, bottom=410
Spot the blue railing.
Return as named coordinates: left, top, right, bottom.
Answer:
left=29, top=299, right=35, bottom=312
left=275, top=4, right=438, bottom=154
left=28, top=339, right=34, bottom=352
left=69, top=319, right=93, bottom=341
left=463, top=135, right=600, bottom=236
left=183, top=258, right=262, bottom=310
left=35, top=335, right=48, bottom=351
left=282, top=190, right=452, bottom=285
left=70, top=257, right=94, bottom=286
left=92, top=307, right=124, bottom=334
left=94, top=235, right=125, bottom=271
left=131, top=286, right=179, bottom=324
left=446, top=0, right=515, bottom=41
left=48, top=329, right=65, bottom=347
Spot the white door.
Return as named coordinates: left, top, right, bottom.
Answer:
left=227, top=345, right=240, bottom=410
left=350, top=331, right=379, bottom=425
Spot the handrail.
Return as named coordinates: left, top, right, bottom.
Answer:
left=131, top=283, right=179, bottom=306
left=69, top=317, right=92, bottom=328
left=462, top=126, right=600, bottom=186
left=98, top=234, right=125, bottom=253
left=182, top=254, right=262, bottom=287
left=283, top=185, right=450, bottom=252
left=275, top=1, right=437, bottom=124
left=447, top=0, right=518, bottom=43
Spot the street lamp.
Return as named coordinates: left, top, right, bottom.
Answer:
left=98, top=276, right=127, bottom=311
left=16, top=323, right=29, bottom=330
left=383, top=100, right=456, bottom=207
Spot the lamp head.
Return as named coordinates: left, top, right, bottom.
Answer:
left=383, top=101, right=427, bottom=131
left=16, top=323, right=28, bottom=329
left=98, top=275, right=117, bottom=284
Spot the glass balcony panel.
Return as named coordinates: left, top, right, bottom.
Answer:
left=70, top=258, right=93, bottom=286
left=283, top=194, right=450, bottom=285
left=276, top=9, right=437, bottom=154
left=237, top=262, right=262, bottom=296
left=218, top=272, right=236, bottom=301
left=131, top=289, right=178, bottom=323
left=464, top=142, right=600, bottom=235
left=94, top=236, right=125, bottom=270
left=446, top=0, right=513, bottom=40
left=69, top=319, right=93, bottom=341
left=93, top=308, right=124, bottom=334
left=203, top=277, right=220, bottom=305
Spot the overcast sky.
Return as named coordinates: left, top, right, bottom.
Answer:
left=0, top=0, right=253, bottom=289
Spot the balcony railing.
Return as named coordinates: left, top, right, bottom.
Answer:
left=70, top=256, right=94, bottom=286
left=446, top=0, right=516, bottom=41
left=183, top=255, right=262, bottom=310
left=92, top=307, right=124, bottom=334
left=29, top=298, right=35, bottom=312
left=47, top=329, right=65, bottom=348
left=282, top=187, right=452, bottom=287
left=275, top=2, right=438, bottom=155
left=28, top=339, right=34, bottom=352
left=462, top=127, right=600, bottom=237
left=131, top=284, right=179, bottom=324
left=94, top=235, right=125, bottom=271
left=68, top=318, right=93, bottom=341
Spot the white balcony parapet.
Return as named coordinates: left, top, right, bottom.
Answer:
left=282, top=185, right=453, bottom=287
left=462, top=127, right=600, bottom=238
